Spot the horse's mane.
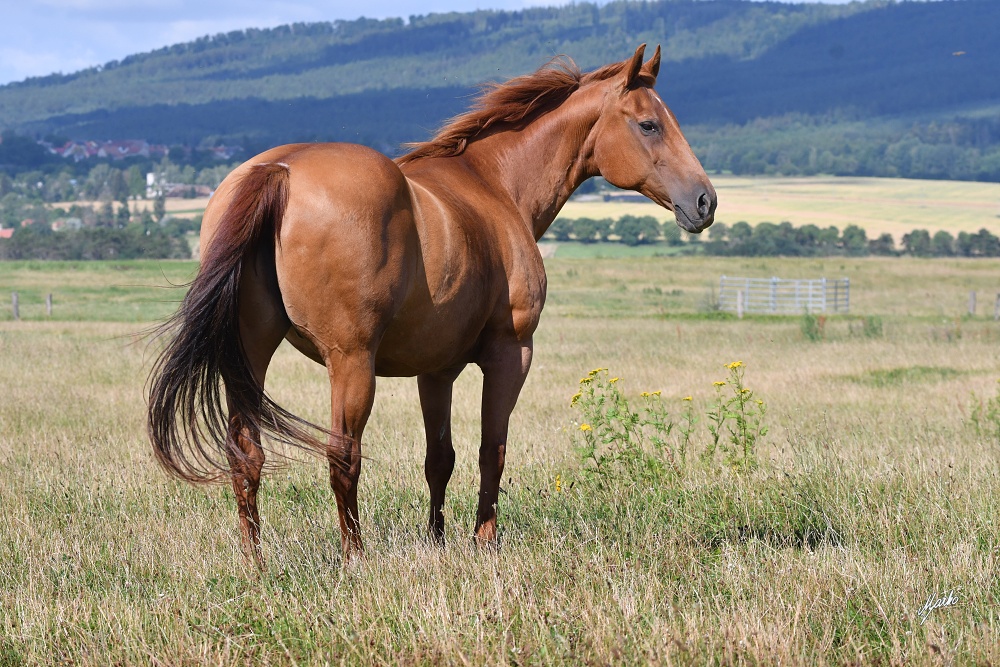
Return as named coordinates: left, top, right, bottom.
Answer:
left=396, top=56, right=645, bottom=165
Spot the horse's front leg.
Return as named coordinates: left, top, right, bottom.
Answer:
left=326, top=352, right=377, bottom=562
left=418, top=367, right=465, bottom=544
left=475, top=336, right=533, bottom=545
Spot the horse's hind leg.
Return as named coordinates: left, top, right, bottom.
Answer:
left=226, top=251, right=289, bottom=568
left=225, top=408, right=266, bottom=566
left=326, top=352, right=377, bottom=561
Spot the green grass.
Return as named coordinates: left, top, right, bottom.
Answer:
left=0, top=260, right=198, bottom=322
left=539, top=241, right=688, bottom=259
left=2, top=257, right=1000, bottom=664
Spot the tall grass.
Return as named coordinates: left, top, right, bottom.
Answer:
left=1, top=257, right=999, bottom=664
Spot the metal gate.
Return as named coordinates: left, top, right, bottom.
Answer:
left=719, top=276, right=849, bottom=315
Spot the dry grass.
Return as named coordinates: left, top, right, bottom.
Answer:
left=46, top=197, right=212, bottom=221
left=1, top=257, right=1000, bottom=665
left=560, top=175, right=1000, bottom=240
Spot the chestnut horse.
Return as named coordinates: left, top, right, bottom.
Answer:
left=147, top=44, right=716, bottom=565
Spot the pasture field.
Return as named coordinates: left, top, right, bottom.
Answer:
left=1, top=257, right=1000, bottom=665
left=559, top=175, right=1000, bottom=240
left=55, top=175, right=1000, bottom=243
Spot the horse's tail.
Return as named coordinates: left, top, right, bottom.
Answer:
left=147, top=162, right=324, bottom=484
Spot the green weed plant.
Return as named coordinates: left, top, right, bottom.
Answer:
left=572, top=362, right=768, bottom=487
left=800, top=310, right=826, bottom=341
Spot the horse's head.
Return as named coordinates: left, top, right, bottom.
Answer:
left=591, top=44, right=717, bottom=233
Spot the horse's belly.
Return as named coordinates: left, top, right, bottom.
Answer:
left=374, top=305, right=490, bottom=377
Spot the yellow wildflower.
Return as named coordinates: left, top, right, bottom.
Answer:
left=588, top=367, right=608, bottom=376
left=555, top=474, right=562, bottom=493
left=640, top=392, right=650, bottom=397
left=651, top=390, right=661, bottom=396
left=610, top=377, right=621, bottom=384
left=682, top=396, right=693, bottom=401
left=713, top=381, right=726, bottom=387
left=756, top=399, right=764, bottom=406
left=579, top=423, right=592, bottom=432
left=726, top=361, right=744, bottom=369
left=579, top=377, right=593, bottom=385
left=741, top=388, right=751, bottom=394
left=570, top=392, right=582, bottom=406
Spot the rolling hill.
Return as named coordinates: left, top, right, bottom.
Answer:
left=1, top=0, right=998, bottom=180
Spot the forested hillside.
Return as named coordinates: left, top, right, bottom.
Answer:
left=1, top=0, right=998, bottom=180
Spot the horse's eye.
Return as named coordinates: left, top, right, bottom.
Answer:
left=638, top=120, right=660, bottom=136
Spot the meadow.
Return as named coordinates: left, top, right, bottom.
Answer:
left=559, top=175, right=1000, bottom=240
left=58, top=174, right=1000, bottom=246
left=1, top=256, right=1000, bottom=665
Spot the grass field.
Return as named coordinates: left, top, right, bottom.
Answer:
left=56, top=174, right=1000, bottom=244
left=2, top=257, right=1000, bottom=664
left=559, top=175, right=1000, bottom=240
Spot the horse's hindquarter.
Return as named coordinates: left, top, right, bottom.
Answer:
left=270, top=144, right=420, bottom=366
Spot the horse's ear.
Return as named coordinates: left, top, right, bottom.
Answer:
left=622, top=43, right=646, bottom=90
left=641, top=45, right=661, bottom=83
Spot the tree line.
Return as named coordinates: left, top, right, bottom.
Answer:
left=0, top=223, right=191, bottom=261
left=547, top=216, right=1000, bottom=258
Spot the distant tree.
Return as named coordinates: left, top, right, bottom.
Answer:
left=83, top=164, right=113, bottom=200
left=817, top=226, right=840, bottom=254
left=869, top=233, right=897, bottom=256
left=661, top=219, right=683, bottom=246
left=971, top=228, right=1000, bottom=256
left=97, top=200, right=115, bottom=227
left=729, top=221, right=753, bottom=244
left=615, top=215, right=660, bottom=246
left=956, top=231, right=975, bottom=257
left=901, top=229, right=932, bottom=257
left=572, top=217, right=600, bottom=243
left=547, top=218, right=572, bottom=242
left=0, top=131, right=50, bottom=168
left=153, top=194, right=166, bottom=223
left=126, top=166, right=146, bottom=199
left=841, top=224, right=869, bottom=256
left=595, top=218, right=613, bottom=242
left=116, top=194, right=131, bottom=227
left=930, top=230, right=955, bottom=257
left=107, top=168, right=128, bottom=201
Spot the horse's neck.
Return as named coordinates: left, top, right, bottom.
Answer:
left=463, top=88, right=602, bottom=240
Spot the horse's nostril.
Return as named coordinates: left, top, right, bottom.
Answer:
left=697, top=192, right=711, bottom=218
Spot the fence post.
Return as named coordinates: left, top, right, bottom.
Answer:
left=770, top=277, right=778, bottom=313
left=46, top=293, right=53, bottom=316
left=11, top=292, right=18, bottom=320
left=994, top=293, right=1000, bottom=321
left=737, top=290, right=744, bottom=319
left=845, top=278, right=850, bottom=314
left=969, top=290, right=977, bottom=316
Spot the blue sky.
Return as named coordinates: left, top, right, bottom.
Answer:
left=1, top=0, right=857, bottom=86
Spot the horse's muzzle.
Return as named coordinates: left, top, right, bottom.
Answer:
left=675, top=191, right=716, bottom=233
